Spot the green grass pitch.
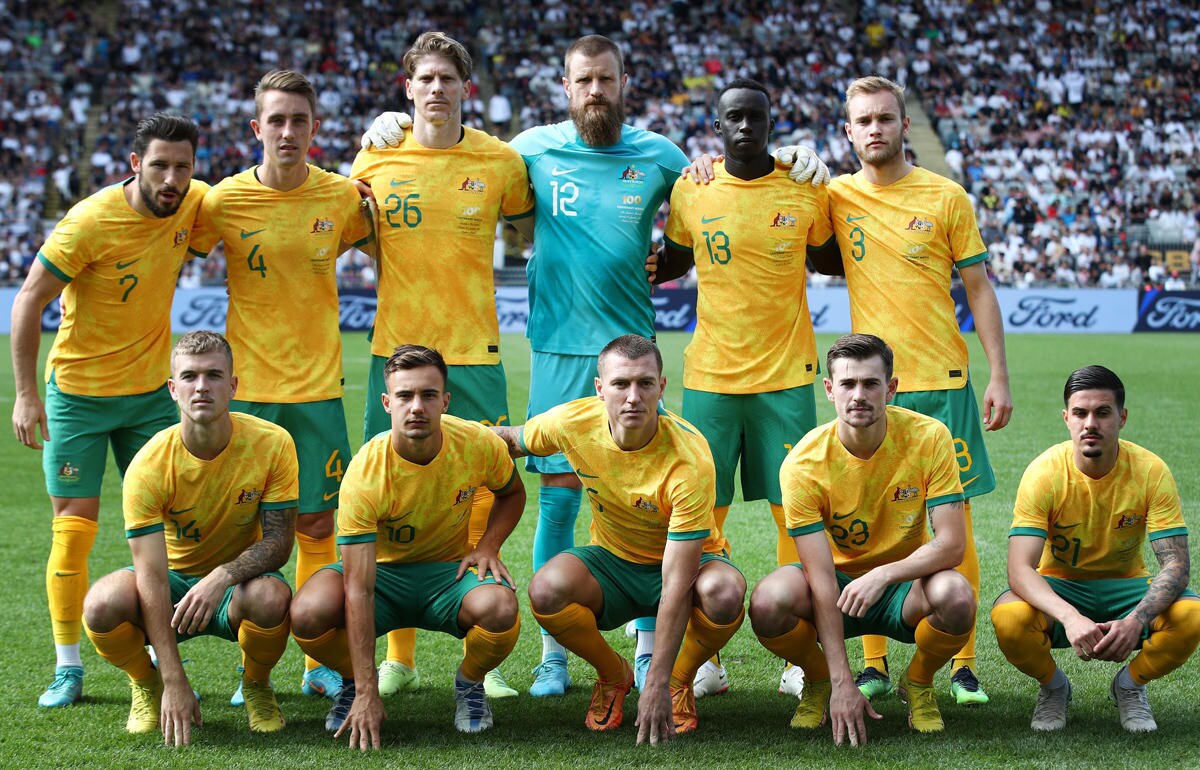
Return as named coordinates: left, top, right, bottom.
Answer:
left=1, top=330, right=1198, bottom=768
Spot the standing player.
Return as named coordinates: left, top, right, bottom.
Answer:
left=82, top=331, right=298, bottom=744
left=751, top=334, right=975, bottom=742
left=493, top=335, right=745, bottom=742
left=649, top=78, right=838, bottom=697
left=992, top=365, right=1199, bottom=733
left=290, top=345, right=526, bottom=747
left=350, top=31, right=534, bottom=699
left=189, top=70, right=371, bottom=703
left=9, top=114, right=209, bottom=707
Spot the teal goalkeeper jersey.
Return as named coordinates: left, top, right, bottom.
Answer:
left=510, top=121, right=688, bottom=355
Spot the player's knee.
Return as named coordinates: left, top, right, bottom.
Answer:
left=1164, top=598, right=1200, bottom=640
left=749, top=572, right=804, bottom=636
left=469, top=587, right=519, bottom=632
left=290, top=578, right=341, bottom=637
left=296, top=510, right=335, bottom=540
left=241, top=577, right=291, bottom=626
left=695, top=567, right=746, bottom=625
left=990, top=598, right=1039, bottom=649
left=82, top=572, right=136, bottom=632
left=527, top=568, right=570, bottom=615
left=927, top=570, right=975, bottom=632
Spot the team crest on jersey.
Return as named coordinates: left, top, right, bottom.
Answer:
left=904, top=215, right=934, bottom=233
left=310, top=217, right=335, bottom=234
left=891, top=485, right=919, bottom=502
left=173, top=227, right=189, bottom=247
left=770, top=212, right=798, bottom=228
left=633, top=496, right=659, bottom=514
left=619, top=164, right=646, bottom=183
left=459, top=177, right=486, bottom=193
left=455, top=486, right=478, bottom=505
left=236, top=488, right=264, bottom=505
left=58, top=461, right=81, bottom=482
left=1115, top=512, right=1145, bottom=530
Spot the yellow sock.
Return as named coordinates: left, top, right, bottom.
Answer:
left=671, top=607, right=744, bottom=688
left=1129, top=599, right=1200, bottom=685
left=239, top=617, right=290, bottom=682
left=769, top=503, right=796, bottom=566
left=990, top=600, right=1056, bottom=684
left=908, top=618, right=970, bottom=684
left=85, top=621, right=154, bottom=682
left=293, top=627, right=353, bottom=679
left=952, top=501, right=981, bottom=668
left=461, top=617, right=521, bottom=682
left=754, top=618, right=830, bottom=681
left=47, top=516, right=98, bottom=645
left=862, top=637, right=889, bottom=671
left=533, top=603, right=625, bottom=683
left=385, top=627, right=417, bottom=667
left=468, top=488, right=494, bottom=549
left=295, top=531, right=337, bottom=672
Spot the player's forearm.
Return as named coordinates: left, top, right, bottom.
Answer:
left=1007, top=562, right=1085, bottom=627
left=473, top=483, right=525, bottom=554
left=806, top=236, right=845, bottom=277
left=652, top=243, right=695, bottom=285
left=131, top=543, right=188, bottom=684
left=645, top=540, right=702, bottom=690
left=218, top=508, right=296, bottom=585
left=491, top=426, right=530, bottom=458
left=10, top=289, right=45, bottom=396
left=1132, top=535, right=1190, bottom=628
left=807, top=566, right=854, bottom=686
left=963, top=268, right=1010, bottom=381
left=345, top=583, right=378, bottom=692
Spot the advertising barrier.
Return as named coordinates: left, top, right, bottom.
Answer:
left=1135, top=289, right=1200, bottom=332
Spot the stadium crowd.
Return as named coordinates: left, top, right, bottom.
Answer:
left=2, top=0, right=1198, bottom=289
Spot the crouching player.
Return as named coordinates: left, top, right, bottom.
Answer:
left=493, top=335, right=746, bottom=744
left=750, top=334, right=975, bottom=744
left=992, top=365, right=1199, bottom=733
left=290, top=345, right=525, bottom=749
left=83, top=331, right=298, bottom=745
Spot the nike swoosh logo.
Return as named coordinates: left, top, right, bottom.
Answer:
left=169, top=507, right=196, bottom=517
left=323, top=491, right=339, bottom=501
left=551, top=168, right=576, bottom=176
left=832, top=510, right=857, bottom=521
left=846, top=214, right=868, bottom=222
left=54, top=571, right=80, bottom=578
left=390, top=178, right=416, bottom=187
left=115, top=259, right=139, bottom=270
left=576, top=470, right=600, bottom=479
left=961, top=474, right=981, bottom=488
left=1052, top=522, right=1081, bottom=530
left=384, top=513, right=410, bottom=523
left=592, top=693, right=618, bottom=727
left=700, top=216, right=725, bottom=224
left=240, top=228, right=266, bottom=239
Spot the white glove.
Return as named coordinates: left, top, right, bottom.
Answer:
left=771, top=145, right=831, bottom=186
left=360, top=112, right=413, bottom=150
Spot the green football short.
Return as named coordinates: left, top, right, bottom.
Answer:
left=892, top=380, right=996, bottom=499
left=363, top=354, right=510, bottom=442
left=322, top=560, right=512, bottom=639
left=683, top=385, right=817, bottom=506
left=122, top=566, right=289, bottom=642
left=790, top=565, right=917, bottom=643
left=43, top=373, right=177, bottom=498
left=565, top=545, right=740, bottom=631
left=1036, top=576, right=1199, bottom=649
left=231, top=399, right=351, bottom=515
left=525, top=351, right=599, bottom=475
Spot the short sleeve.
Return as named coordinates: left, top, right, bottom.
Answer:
left=123, top=451, right=166, bottom=539
left=499, top=150, right=534, bottom=220
left=807, top=185, right=835, bottom=246
left=663, top=183, right=693, bottom=249
left=946, top=185, right=987, bottom=266
left=260, top=430, right=300, bottom=511
left=335, top=443, right=383, bottom=543
left=520, top=406, right=568, bottom=458
left=923, top=421, right=965, bottom=509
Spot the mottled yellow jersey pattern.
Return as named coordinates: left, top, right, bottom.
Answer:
left=829, top=167, right=987, bottom=392
left=190, top=166, right=369, bottom=402
left=123, top=413, right=299, bottom=577
left=783, top=406, right=964, bottom=577
left=38, top=179, right=209, bottom=397
left=351, top=128, right=534, bottom=365
left=520, top=397, right=724, bottom=564
left=1011, top=440, right=1187, bottom=579
left=664, top=162, right=833, bottom=393
left=336, top=416, right=517, bottom=563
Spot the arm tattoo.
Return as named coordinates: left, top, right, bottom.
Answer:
left=221, top=507, right=297, bottom=585
left=1133, top=535, right=1190, bottom=628
left=492, top=425, right=527, bottom=458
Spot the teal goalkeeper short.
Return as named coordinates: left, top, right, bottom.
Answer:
left=525, top=351, right=599, bottom=475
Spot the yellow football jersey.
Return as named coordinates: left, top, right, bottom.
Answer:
left=335, top=415, right=517, bottom=563
left=520, top=397, right=724, bottom=564
left=190, top=166, right=370, bottom=402
left=664, top=162, right=833, bottom=393
left=351, top=128, right=534, bottom=365
left=123, top=412, right=299, bottom=577
left=1011, top=440, right=1187, bottom=579
left=38, top=179, right=209, bottom=397
left=782, top=406, right=964, bottom=577
left=829, top=167, right=987, bottom=393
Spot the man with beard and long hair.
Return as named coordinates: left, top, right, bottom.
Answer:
left=9, top=113, right=210, bottom=708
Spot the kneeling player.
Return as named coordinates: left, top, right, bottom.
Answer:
left=750, top=334, right=974, bottom=744
left=290, top=345, right=525, bottom=749
left=494, top=335, right=746, bottom=744
left=992, top=365, right=1199, bottom=733
left=83, top=331, right=298, bottom=745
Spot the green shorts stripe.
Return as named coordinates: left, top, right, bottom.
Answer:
left=122, top=566, right=289, bottom=642
left=364, top=355, right=510, bottom=443
left=683, top=385, right=817, bottom=506
left=1020, top=576, right=1199, bottom=650
left=892, top=380, right=996, bottom=499
left=525, top=351, right=599, bottom=475
left=43, top=373, right=177, bottom=498
left=231, top=399, right=351, bottom=515
left=322, top=560, right=512, bottom=639
left=564, top=545, right=740, bottom=631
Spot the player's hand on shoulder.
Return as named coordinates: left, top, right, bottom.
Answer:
left=360, top=112, right=413, bottom=151
left=830, top=681, right=880, bottom=747
left=12, top=393, right=49, bottom=449
left=160, top=679, right=202, bottom=746
left=338, top=690, right=386, bottom=751
left=681, top=154, right=720, bottom=184
left=772, top=145, right=831, bottom=186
